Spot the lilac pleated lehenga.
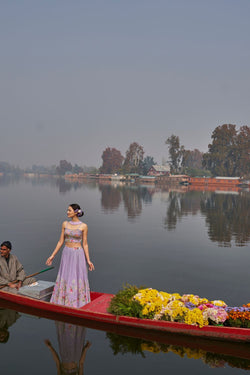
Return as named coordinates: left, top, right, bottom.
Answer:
left=50, top=221, right=90, bottom=308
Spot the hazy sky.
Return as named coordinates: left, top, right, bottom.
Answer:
left=1, top=0, right=250, bottom=168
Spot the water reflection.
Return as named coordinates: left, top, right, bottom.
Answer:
left=45, top=322, right=91, bottom=375
left=0, top=174, right=98, bottom=193
left=99, top=185, right=122, bottom=212
left=0, top=308, right=20, bottom=344
left=0, top=175, right=249, bottom=246
left=0, top=174, right=22, bottom=186
left=164, top=190, right=250, bottom=247
left=99, top=184, right=153, bottom=218
left=107, top=332, right=250, bottom=370
left=200, top=191, right=250, bottom=247
left=164, top=190, right=201, bottom=230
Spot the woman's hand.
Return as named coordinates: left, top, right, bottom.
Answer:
left=46, top=256, right=54, bottom=266
left=88, top=261, right=95, bottom=271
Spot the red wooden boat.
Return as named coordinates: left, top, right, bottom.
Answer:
left=1, top=289, right=250, bottom=345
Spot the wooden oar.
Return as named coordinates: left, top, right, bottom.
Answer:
left=0, top=266, right=54, bottom=289
left=23, top=266, right=54, bottom=279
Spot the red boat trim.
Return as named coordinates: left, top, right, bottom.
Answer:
left=1, top=290, right=250, bottom=343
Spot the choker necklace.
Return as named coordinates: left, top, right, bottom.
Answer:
left=69, top=221, right=81, bottom=225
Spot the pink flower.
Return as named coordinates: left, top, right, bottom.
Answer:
left=198, top=304, right=208, bottom=311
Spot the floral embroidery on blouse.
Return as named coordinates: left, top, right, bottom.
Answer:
left=64, top=228, right=82, bottom=243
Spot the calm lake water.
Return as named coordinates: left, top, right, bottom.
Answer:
left=0, top=175, right=250, bottom=374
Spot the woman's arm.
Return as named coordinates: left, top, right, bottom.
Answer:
left=82, top=224, right=94, bottom=271
left=44, top=340, right=61, bottom=375
left=46, top=222, right=66, bottom=266
left=79, top=341, right=92, bottom=375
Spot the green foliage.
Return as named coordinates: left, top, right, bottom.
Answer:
left=0, top=161, right=22, bottom=174
left=182, top=149, right=204, bottom=170
left=142, top=156, right=156, bottom=175
left=100, top=147, right=124, bottom=174
left=108, top=285, right=144, bottom=317
left=56, top=160, right=72, bottom=175
left=225, top=318, right=250, bottom=329
left=72, top=163, right=83, bottom=174
left=203, top=124, right=250, bottom=177
left=165, top=135, right=184, bottom=173
left=123, top=142, right=144, bottom=174
left=185, top=167, right=211, bottom=177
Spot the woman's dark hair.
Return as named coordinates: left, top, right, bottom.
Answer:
left=70, top=203, right=84, bottom=217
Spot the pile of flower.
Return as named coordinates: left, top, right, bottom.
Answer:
left=225, top=304, right=250, bottom=328
left=108, top=285, right=250, bottom=329
left=132, top=288, right=228, bottom=328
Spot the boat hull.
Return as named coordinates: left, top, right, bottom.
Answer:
left=1, top=290, right=250, bottom=344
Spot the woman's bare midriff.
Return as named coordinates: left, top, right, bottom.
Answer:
left=65, top=242, right=82, bottom=248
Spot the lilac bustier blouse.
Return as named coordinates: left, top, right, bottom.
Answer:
left=64, top=226, right=82, bottom=244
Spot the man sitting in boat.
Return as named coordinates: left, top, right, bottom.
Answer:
left=0, top=241, right=36, bottom=293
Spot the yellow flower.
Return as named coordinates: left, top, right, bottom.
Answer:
left=211, top=300, right=227, bottom=307
left=171, top=293, right=182, bottom=300
left=159, top=291, right=172, bottom=302
left=184, top=308, right=208, bottom=328
left=199, top=298, right=209, bottom=304
left=134, top=288, right=168, bottom=318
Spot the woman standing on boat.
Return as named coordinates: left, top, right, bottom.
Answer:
left=46, top=204, right=94, bottom=308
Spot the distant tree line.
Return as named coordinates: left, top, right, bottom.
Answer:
left=166, top=124, right=250, bottom=177
left=1, top=124, right=249, bottom=178
left=0, top=161, right=22, bottom=174
left=100, top=124, right=249, bottom=177
left=165, top=135, right=208, bottom=176
left=55, top=160, right=98, bottom=176
left=99, top=142, right=157, bottom=175
left=53, top=144, right=156, bottom=177
left=203, top=124, right=249, bottom=177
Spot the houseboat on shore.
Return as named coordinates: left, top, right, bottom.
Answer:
left=138, top=175, right=156, bottom=184
left=187, top=176, right=242, bottom=187
left=111, top=174, right=126, bottom=181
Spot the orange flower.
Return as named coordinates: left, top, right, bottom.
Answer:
left=228, top=310, right=250, bottom=321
